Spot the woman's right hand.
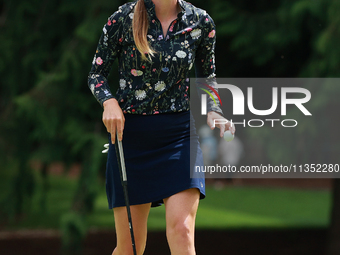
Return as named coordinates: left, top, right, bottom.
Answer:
left=102, top=98, right=125, bottom=144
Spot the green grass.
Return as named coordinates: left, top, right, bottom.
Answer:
left=196, top=187, right=331, bottom=228
left=3, top=175, right=331, bottom=231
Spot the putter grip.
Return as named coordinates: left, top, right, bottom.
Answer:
left=115, top=132, right=127, bottom=183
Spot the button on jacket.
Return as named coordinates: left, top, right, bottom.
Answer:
left=88, top=0, right=223, bottom=116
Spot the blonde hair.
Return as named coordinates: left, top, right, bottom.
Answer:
left=132, top=0, right=156, bottom=61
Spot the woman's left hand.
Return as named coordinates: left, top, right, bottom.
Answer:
left=207, top=111, right=236, bottom=138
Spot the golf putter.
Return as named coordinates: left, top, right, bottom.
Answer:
left=114, top=132, right=137, bottom=255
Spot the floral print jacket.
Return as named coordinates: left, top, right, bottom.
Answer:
left=88, top=0, right=223, bottom=116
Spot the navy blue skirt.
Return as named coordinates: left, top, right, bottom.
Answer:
left=105, top=110, right=205, bottom=208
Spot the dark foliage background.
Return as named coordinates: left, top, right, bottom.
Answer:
left=0, top=0, right=339, bottom=254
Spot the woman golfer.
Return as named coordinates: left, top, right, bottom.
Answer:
left=88, top=0, right=234, bottom=254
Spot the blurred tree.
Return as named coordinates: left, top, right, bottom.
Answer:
left=207, top=0, right=339, bottom=254
left=0, top=0, right=117, bottom=253
left=314, top=1, right=340, bottom=254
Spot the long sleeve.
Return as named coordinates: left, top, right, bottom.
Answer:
left=88, top=8, right=126, bottom=107
left=194, top=13, right=224, bottom=116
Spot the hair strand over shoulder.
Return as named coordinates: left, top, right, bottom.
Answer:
left=132, top=0, right=156, bottom=61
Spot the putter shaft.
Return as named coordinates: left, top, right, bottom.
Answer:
left=114, top=132, right=137, bottom=255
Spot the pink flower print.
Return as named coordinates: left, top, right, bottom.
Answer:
left=112, top=20, right=116, bottom=24
left=131, top=69, right=143, bottom=76
left=96, top=57, right=103, bottom=65
left=154, top=111, right=159, bottom=114
left=206, top=18, right=209, bottom=22
left=169, top=21, right=176, bottom=32
left=119, top=38, right=123, bottom=43
left=152, top=19, right=155, bottom=23
left=107, top=20, right=112, bottom=26
left=182, top=27, right=192, bottom=34
left=208, top=30, right=215, bottom=38
left=95, top=83, right=102, bottom=88
left=152, top=68, right=156, bottom=72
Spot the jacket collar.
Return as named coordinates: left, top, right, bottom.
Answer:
left=143, top=0, right=193, bottom=20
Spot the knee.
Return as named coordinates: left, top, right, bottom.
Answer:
left=167, top=219, right=192, bottom=241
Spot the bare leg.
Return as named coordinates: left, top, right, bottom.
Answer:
left=163, top=188, right=200, bottom=255
left=112, top=203, right=151, bottom=255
